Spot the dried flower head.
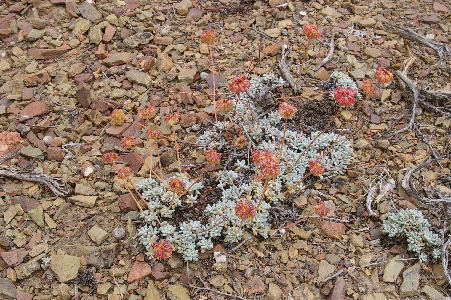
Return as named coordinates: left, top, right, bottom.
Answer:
left=102, top=152, right=119, bottom=164
left=205, top=148, right=222, bottom=165
left=138, top=106, right=155, bottom=120
left=314, top=201, right=330, bottom=217
left=120, top=136, right=137, bottom=149
left=164, top=112, right=181, bottom=126
left=361, top=79, right=375, bottom=98
left=117, top=167, right=132, bottom=179
left=200, top=29, right=217, bottom=45
left=168, top=177, right=185, bottom=195
left=110, top=109, right=126, bottom=126
left=278, top=102, right=298, bottom=119
left=229, top=75, right=250, bottom=94
left=303, top=23, right=322, bottom=39
left=147, top=129, right=163, bottom=140
left=152, top=239, right=173, bottom=260
left=216, top=98, right=234, bottom=114
left=233, top=135, right=248, bottom=149
left=374, top=66, right=394, bottom=84
left=334, top=86, right=357, bottom=107
left=252, top=150, right=280, bottom=180
left=309, top=160, right=326, bottom=176
left=235, top=200, right=256, bottom=220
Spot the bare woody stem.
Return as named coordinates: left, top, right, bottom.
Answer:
left=284, top=171, right=311, bottom=197
left=208, top=44, right=218, bottom=122
left=279, top=118, right=288, bottom=159
left=304, top=38, right=311, bottom=61
left=125, top=178, right=162, bottom=226
left=255, top=178, right=269, bottom=213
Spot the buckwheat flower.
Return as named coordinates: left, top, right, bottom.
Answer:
left=303, top=23, right=322, bottom=39
left=138, top=106, right=155, bottom=120
left=361, top=79, right=375, bottom=98
left=233, top=135, right=248, bottom=149
left=147, top=129, right=163, bottom=140
left=120, top=136, right=136, bottom=149
left=252, top=150, right=280, bottom=179
left=168, top=177, right=185, bottom=195
left=164, top=112, right=181, bottom=126
left=229, top=75, right=250, bottom=94
left=205, top=148, right=221, bottom=165
left=216, top=98, right=234, bottom=114
left=309, top=160, right=326, bottom=176
left=314, top=201, right=330, bottom=217
left=152, top=239, right=173, bottom=260
left=110, top=109, right=126, bottom=126
left=235, top=200, right=256, bottom=220
left=334, top=86, right=357, bottom=107
left=278, top=102, right=298, bottom=119
left=200, top=29, right=217, bottom=45
left=117, top=167, right=132, bottom=179
left=374, top=66, right=394, bottom=84
left=102, top=152, right=119, bottom=164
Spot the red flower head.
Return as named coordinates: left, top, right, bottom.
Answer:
left=102, top=152, right=119, bottom=164
left=216, top=98, right=234, bottom=114
left=152, top=239, right=173, bottom=260
left=374, top=66, right=394, bottom=84
left=200, top=29, right=217, bottom=45
left=235, top=200, right=256, bottom=220
left=205, top=148, right=221, bottom=165
left=168, top=177, right=185, bottom=195
left=278, top=102, right=298, bottom=119
left=233, top=135, right=248, bottom=149
left=164, top=112, right=181, bottom=126
left=229, top=75, right=250, bottom=94
left=309, top=160, right=326, bottom=176
left=138, top=106, right=156, bottom=120
left=361, top=79, right=375, bottom=98
left=313, top=201, right=330, bottom=217
left=147, top=129, right=163, bottom=140
left=120, top=136, right=137, bottom=150
left=303, top=23, right=322, bottom=40
left=252, top=150, right=280, bottom=180
left=111, top=109, right=126, bottom=126
left=117, top=167, right=132, bottom=179
left=334, top=86, right=357, bottom=107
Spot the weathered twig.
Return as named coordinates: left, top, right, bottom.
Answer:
left=314, top=30, right=335, bottom=71
left=393, top=70, right=420, bottom=134
left=442, top=230, right=451, bottom=288
left=278, top=45, right=300, bottom=94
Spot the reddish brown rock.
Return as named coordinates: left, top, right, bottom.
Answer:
left=264, top=43, right=282, bottom=56
left=26, top=131, right=46, bottom=151
left=151, top=263, right=169, bottom=280
left=16, top=291, right=33, bottom=300
left=0, top=14, right=14, bottom=37
left=9, top=3, right=24, bottom=13
left=153, top=36, right=174, bottom=45
left=0, top=249, right=28, bottom=267
left=21, top=88, right=34, bottom=100
left=120, top=151, right=143, bottom=174
left=28, top=48, right=70, bottom=60
left=245, top=275, right=266, bottom=295
left=180, top=112, right=196, bottom=128
left=47, top=147, right=66, bottom=162
left=74, top=73, right=93, bottom=83
left=117, top=193, right=139, bottom=212
left=329, top=276, right=347, bottom=300
left=314, top=67, right=330, bottom=81
left=186, top=8, right=203, bottom=22
left=76, top=83, right=91, bottom=108
left=316, top=220, right=346, bottom=240
left=106, top=123, right=130, bottom=137
left=19, top=100, right=49, bottom=120
left=125, top=0, right=140, bottom=9
left=12, top=197, right=39, bottom=212
left=23, top=72, right=50, bottom=87
left=127, top=261, right=152, bottom=283
left=102, top=25, right=116, bottom=42
left=433, top=2, right=449, bottom=12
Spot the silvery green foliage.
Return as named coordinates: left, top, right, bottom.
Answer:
left=246, top=72, right=286, bottom=108
left=137, top=73, right=353, bottom=262
left=329, top=71, right=361, bottom=98
left=382, top=209, right=442, bottom=262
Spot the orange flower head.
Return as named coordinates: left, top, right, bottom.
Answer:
left=303, top=23, right=322, bottom=39
left=216, top=98, right=234, bottom=114
left=164, top=112, right=181, bottom=126
left=252, top=150, right=280, bottom=180
left=120, top=136, right=136, bottom=150
left=205, top=148, right=221, bottom=165
left=168, top=177, right=185, bottom=195
left=229, top=75, right=250, bottom=94
left=152, top=239, right=173, bottom=260
left=374, top=66, right=394, bottom=84
left=361, top=79, right=375, bottom=98
left=309, top=160, right=326, bottom=176
left=138, top=106, right=156, bottom=120
left=102, top=152, right=119, bottom=164
left=200, top=29, right=217, bottom=45
left=235, top=200, right=256, bottom=220
left=117, top=167, right=132, bottom=179
left=278, top=102, right=298, bottom=119
left=334, top=86, right=357, bottom=107
left=111, top=109, right=126, bottom=126
left=233, top=135, right=248, bottom=149
left=314, top=201, right=330, bottom=217
left=147, top=129, right=163, bottom=140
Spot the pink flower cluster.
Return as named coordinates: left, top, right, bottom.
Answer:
left=303, top=23, right=322, bottom=39
left=252, top=150, right=280, bottom=180
left=334, top=86, right=357, bottom=107
left=278, top=102, right=298, bottom=119
left=152, top=239, right=173, bottom=260
left=235, top=200, right=256, bottom=220
left=229, top=75, right=250, bottom=94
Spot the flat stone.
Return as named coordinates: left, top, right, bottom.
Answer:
left=76, top=83, right=91, bottom=108
left=157, top=52, right=174, bottom=72
left=354, top=139, right=371, bottom=149
left=87, top=225, right=108, bottom=245
left=0, top=249, right=28, bottom=267
left=126, top=70, right=152, bottom=87
left=15, top=254, right=44, bottom=280
left=180, top=112, right=196, bottom=128
left=264, top=28, right=280, bottom=38
left=19, top=100, right=49, bottom=120
left=362, top=293, right=386, bottom=300
left=97, top=282, right=112, bottom=295
left=127, top=261, right=152, bottom=283
left=0, top=278, right=16, bottom=299
left=421, top=285, right=444, bottom=299
left=174, top=0, right=193, bottom=16
left=144, top=281, right=163, bottom=300
left=73, top=18, right=91, bottom=36
left=89, top=24, right=103, bottom=44
left=0, top=60, right=11, bottom=71
left=433, top=2, right=449, bottom=13
left=50, top=254, right=81, bottom=283
left=329, top=276, right=346, bottom=300
left=47, top=146, right=66, bottom=161
left=186, top=8, right=203, bottom=22
left=267, top=282, right=283, bottom=300
left=29, top=242, right=49, bottom=257
left=166, top=284, right=191, bottom=300
left=358, top=18, right=377, bottom=27
left=3, top=204, right=23, bottom=224
left=28, top=48, right=69, bottom=60
left=16, top=290, right=33, bottom=300
left=400, top=263, right=420, bottom=295
left=26, top=29, right=46, bottom=41
left=317, top=220, right=346, bottom=240
left=244, top=275, right=266, bottom=295
left=350, top=233, right=364, bottom=248
left=178, top=68, right=197, bottom=82
left=78, top=3, right=102, bottom=21
left=44, top=213, right=57, bottom=229
left=321, top=6, right=342, bottom=18
left=365, top=47, right=381, bottom=58
left=68, top=195, right=97, bottom=208
left=376, top=139, right=390, bottom=149
left=383, top=257, right=404, bottom=282
left=317, top=260, right=335, bottom=282
left=28, top=205, right=44, bottom=227
left=104, top=52, right=134, bottom=66
left=314, top=67, right=330, bottom=81
left=102, top=25, right=116, bottom=42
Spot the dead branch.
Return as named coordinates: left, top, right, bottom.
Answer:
left=278, top=45, right=300, bottom=94
left=314, top=30, right=335, bottom=71
left=385, top=23, right=451, bottom=61
left=442, top=230, right=451, bottom=288
left=393, top=70, right=421, bottom=134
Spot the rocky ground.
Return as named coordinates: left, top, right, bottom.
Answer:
left=0, top=0, right=450, bottom=299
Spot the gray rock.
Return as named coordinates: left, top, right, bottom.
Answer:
left=103, top=52, right=135, bottom=66
left=27, top=29, right=46, bottom=41
left=317, top=260, right=335, bottom=282
left=126, top=70, right=152, bottom=87
left=178, top=68, right=197, bottom=82
left=354, top=139, right=371, bottom=149
left=89, top=24, right=103, bottom=44
left=383, top=257, right=404, bottom=283
left=113, top=227, right=126, bottom=240
left=50, top=254, right=81, bottom=283
left=365, top=47, right=382, bottom=58
left=400, top=263, right=420, bottom=294
left=0, top=278, right=16, bottom=299
left=73, top=18, right=91, bottom=36
left=88, top=225, right=108, bottom=245
left=421, top=285, right=444, bottom=300
left=20, top=145, right=43, bottom=158
left=68, top=195, right=97, bottom=208
left=78, top=3, right=102, bottom=21
left=166, top=284, right=191, bottom=300
left=15, top=254, right=45, bottom=280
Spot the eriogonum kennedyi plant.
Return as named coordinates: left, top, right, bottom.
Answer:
left=303, top=23, right=321, bottom=60
left=110, top=109, right=126, bottom=126
left=152, top=239, right=173, bottom=260
left=235, top=200, right=256, bottom=220
left=374, top=66, right=394, bottom=84
left=361, top=79, right=375, bottom=98
left=334, top=86, right=357, bottom=107
left=229, top=74, right=251, bottom=94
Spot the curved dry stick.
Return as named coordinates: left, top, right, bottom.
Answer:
left=314, top=30, right=335, bottom=71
